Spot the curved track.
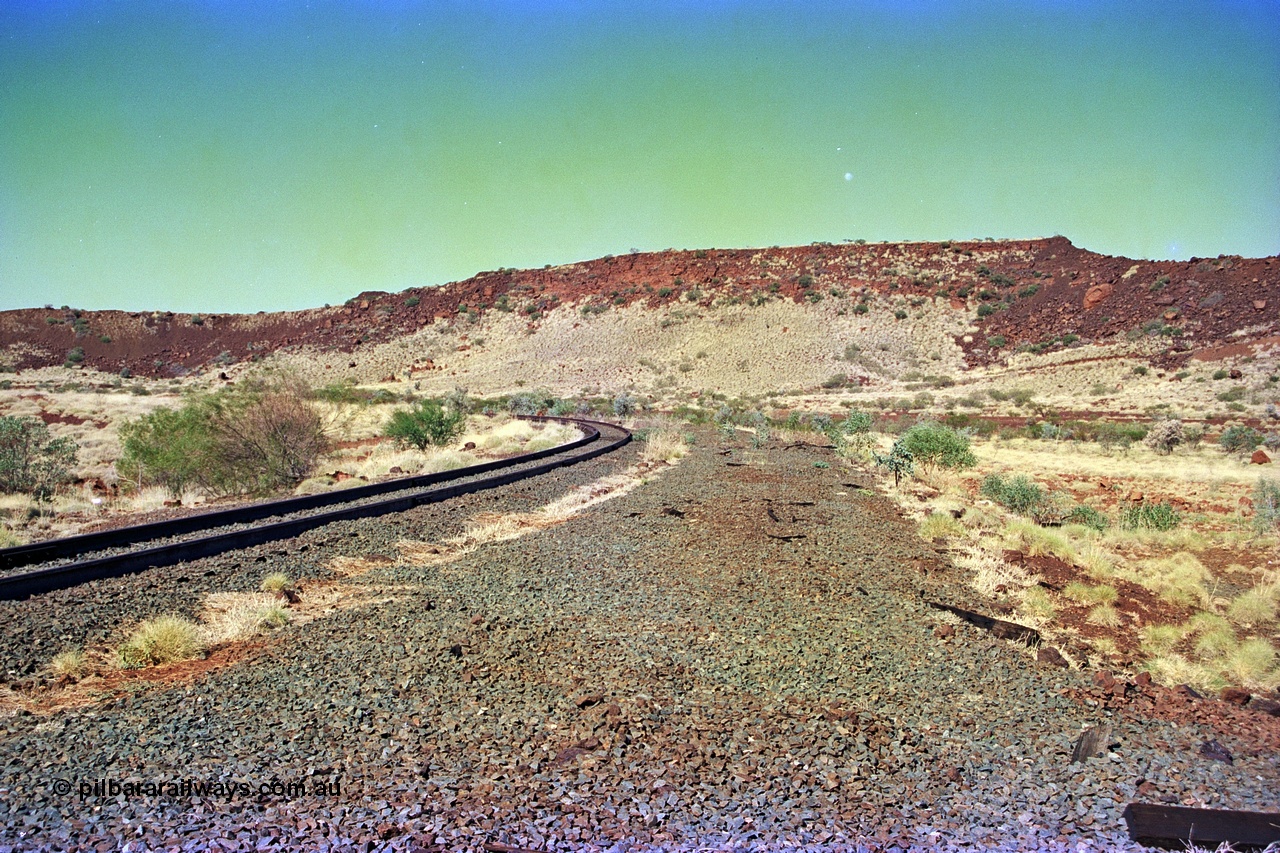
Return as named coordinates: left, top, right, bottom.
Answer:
left=0, top=416, right=630, bottom=601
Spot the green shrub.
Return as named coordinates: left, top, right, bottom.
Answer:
left=980, top=474, right=1045, bottom=515
left=1219, top=425, right=1261, bottom=454
left=64, top=347, right=85, bottom=367
left=1216, top=386, right=1246, bottom=403
left=120, top=379, right=327, bottom=497
left=987, top=335, right=1006, bottom=348
left=384, top=399, right=465, bottom=449
left=0, top=416, right=79, bottom=500
left=1065, top=505, right=1109, bottom=532
left=1121, top=502, right=1180, bottom=531
left=118, top=405, right=212, bottom=498
left=612, top=392, right=637, bottom=417
left=896, top=422, right=976, bottom=472
left=403, top=295, right=420, bottom=307
left=1212, top=368, right=1229, bottom=380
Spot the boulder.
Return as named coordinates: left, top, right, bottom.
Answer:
left=1251, top=449, right=1271, bottom=465
left=1083, top=282, right=1113, bottom=310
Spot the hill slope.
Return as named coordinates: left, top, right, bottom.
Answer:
left=2, top=238, right=1276, bottom=395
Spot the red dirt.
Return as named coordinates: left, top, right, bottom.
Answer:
left=1, top=238, right=1275, bottom=377
left=1007, top=552, right=1195, bottom=663
left=1069, top=673, right=1280, bottom=760
left=36, top=410, right=106, bottom=428
left=2, top=641, right=266, bottom=716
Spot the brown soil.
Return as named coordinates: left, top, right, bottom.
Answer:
left=2, top=237, right=1275, bottom=378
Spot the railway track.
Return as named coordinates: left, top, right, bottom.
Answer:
left=0, top=416, right=630, bottom=601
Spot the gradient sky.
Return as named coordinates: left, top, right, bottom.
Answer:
left=2, top=1, right=1278, bottom=313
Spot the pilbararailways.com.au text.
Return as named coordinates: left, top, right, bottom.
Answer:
left=51, top=777, right=343, bottom=799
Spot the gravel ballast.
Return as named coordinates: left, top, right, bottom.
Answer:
left=0, top=431, right=1277, bottom=852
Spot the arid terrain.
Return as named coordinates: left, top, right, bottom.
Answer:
left=0, top=237, right=1278, bottom=851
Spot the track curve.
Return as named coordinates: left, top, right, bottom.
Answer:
left=0, top=416, right=630, bottom=601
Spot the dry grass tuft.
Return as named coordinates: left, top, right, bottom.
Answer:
left=955, top=544, right=1030, bottom=597
left=1148, top=653, right=1222, bottom=694
left=116, top=616, right=205, bottom=669
left=1226, top=639, right=1280, bottom=690
left=1077, top=542, right=1117, bottom=580
left=1063, top=582, right=1118, bottom=605
left=918, top=512, right=964, bottom=541
left=640, top=423, right=689, bottom=465
left=260, top=572, right=291, bottom=593
left=1227, top=586, right=1278, bottom=627
left=1018, top=586, right=1057, bottom=624
left=1131, top=552, right=1212, bottom=608
left=1087, top=603, right=1123, bottom=628
left=1140, top=624, right=1184, bottom=656
left=49, top=648, right=87, bottom=679
left=1002, top=519, right=1078, bottom=563
left=200, top=592, right=291, bottom=644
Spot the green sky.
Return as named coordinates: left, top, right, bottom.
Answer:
left=2, top=1, right=1277, bottom=312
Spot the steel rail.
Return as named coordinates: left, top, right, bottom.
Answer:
left=0, top=416, right=630, bottom=601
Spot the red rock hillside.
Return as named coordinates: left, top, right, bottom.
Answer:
left=1, top=237, right=1275, bottom=378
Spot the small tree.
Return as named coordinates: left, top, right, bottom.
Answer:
left=1143, top=418, right=1183, bottom=455
left=873, top=441, right=914, bottom=487
left=384, top=399, right=465, bottom=450
left=830, top=408, right=874, bottom=457
left=0, top=416, right=78, bottom=500
left=896, top=422, right=975, bottom=472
